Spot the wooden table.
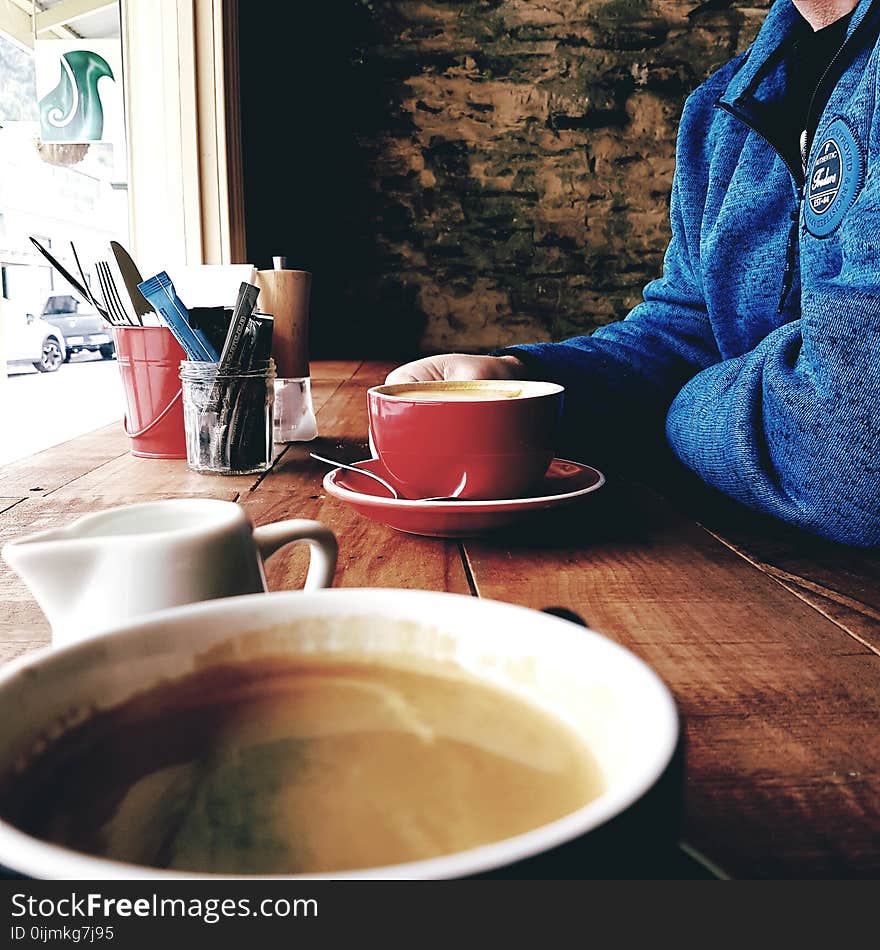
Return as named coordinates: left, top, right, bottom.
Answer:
left=1, top=360, right=878, bottom=879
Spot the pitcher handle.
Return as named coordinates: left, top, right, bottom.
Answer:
left=252, top=520, right=338, bottom=591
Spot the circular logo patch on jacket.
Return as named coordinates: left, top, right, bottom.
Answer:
left=805, top=117, right=864, bottom=237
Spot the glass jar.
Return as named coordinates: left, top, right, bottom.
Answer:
left=180, top=359, right=275, bottom=474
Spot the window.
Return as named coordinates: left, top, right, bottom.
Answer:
left=0, top=0, right=244, bottom=464
left=0, top=0, right=128, bottom=463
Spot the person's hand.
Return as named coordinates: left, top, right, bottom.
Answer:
left=385, top=353, right=527, bottom=385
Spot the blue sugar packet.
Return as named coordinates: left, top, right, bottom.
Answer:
left=138, top=272, right=219, bottom=361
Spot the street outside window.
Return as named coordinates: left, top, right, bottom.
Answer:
left=0, top=2, right=127, bottom=465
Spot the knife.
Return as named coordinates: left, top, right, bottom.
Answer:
left=110, top=240, right=155, bottom=325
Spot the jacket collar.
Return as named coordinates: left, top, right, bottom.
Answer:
left=718, top=0, right=878, bottom=107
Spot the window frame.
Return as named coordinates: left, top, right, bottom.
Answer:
left=120, top=0, right=245, bottom=269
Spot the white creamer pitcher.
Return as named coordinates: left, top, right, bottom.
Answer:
left=2, top=498, right=338, bottom=647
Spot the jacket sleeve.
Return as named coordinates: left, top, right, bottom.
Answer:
left=665, top=166, right=880, bottom=547
left=501, top=70, right=880, bottom=546
left=500, top=92, right=721, bottom=466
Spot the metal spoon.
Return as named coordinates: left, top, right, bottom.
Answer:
left=310, top=453, right=460, bottom=502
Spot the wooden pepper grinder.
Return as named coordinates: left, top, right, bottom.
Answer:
left=256, top=257, right=317, bottom=442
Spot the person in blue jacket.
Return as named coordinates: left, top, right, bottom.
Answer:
left=388, top=0, right=880, bottom=548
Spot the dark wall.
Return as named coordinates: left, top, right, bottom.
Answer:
left=239, top=0, right=768, bottom=359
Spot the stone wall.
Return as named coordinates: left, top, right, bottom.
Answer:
left=240, top=0, right=771, bottom=358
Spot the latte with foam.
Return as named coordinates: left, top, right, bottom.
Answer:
left=388, top=386, right=523, bottom=401
left=0, top=654, right=602, bottom=874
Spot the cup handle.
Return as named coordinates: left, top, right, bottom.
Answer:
left=252, top=520, right=338, bottom=591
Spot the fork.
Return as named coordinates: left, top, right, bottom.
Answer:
left=96, top=261, right=136, bottom=327
left=95, top=263, right=122, bottom=326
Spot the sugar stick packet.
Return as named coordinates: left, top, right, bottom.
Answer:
left=206, top=281, right=260, bottom=412
left=138, top=273, right=218, bottom=361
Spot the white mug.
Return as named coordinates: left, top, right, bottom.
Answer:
left=0, top=589, right=678, bottom=879
left=2, top=498, right=338, bottom=648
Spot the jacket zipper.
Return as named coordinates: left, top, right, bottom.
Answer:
left=794, top=23, right=861, bottom=310
left=800, top=52, right=845, bottom=168
left=716, top=101, right=803, bottom=313
left=714, top=1, right=877, bottom=313
left=800, top=4, right=876, bottom=170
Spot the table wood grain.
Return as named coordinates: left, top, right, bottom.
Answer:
left=1, top=360, right=878, bottom=878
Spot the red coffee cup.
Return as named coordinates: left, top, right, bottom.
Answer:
left=367, top=380, right=564, bottom=501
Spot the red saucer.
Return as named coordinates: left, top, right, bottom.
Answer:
left=323, top=457, right=605, bottom=538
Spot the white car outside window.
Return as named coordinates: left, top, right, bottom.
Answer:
left=2, top=299, right=67, bottom=373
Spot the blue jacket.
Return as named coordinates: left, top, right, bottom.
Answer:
left=506, top=0, right=880, bottom=546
